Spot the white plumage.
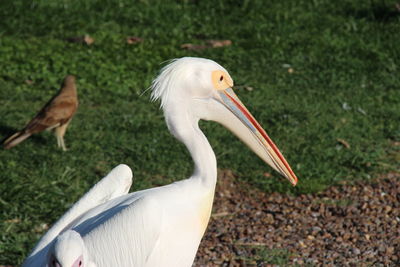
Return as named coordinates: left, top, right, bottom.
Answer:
left=23, top=57, right=298, bottom=267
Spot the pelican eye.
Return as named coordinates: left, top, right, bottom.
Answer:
left=79, top=260, right=82, bottom=266
left=211, top=70, right=232, bottom=90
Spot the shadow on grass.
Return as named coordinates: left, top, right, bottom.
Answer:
left=0, top=123, right=48, bottom=147
left=0, top=124, right=17, bottom=140
left=344, top=3, right=400, bottom=22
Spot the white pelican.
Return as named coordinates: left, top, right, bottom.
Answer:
left=23, top=57, right=298, bottom=267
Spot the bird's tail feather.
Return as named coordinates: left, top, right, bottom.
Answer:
left=3, top=131, right=31, bottom=149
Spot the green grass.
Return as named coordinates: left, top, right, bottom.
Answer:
left=0, top=0, right=399, bottom=264
left=236, top=245, right=292, bottom=265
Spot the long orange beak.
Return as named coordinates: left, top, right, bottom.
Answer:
left=215, top=88, right=298, bottom=186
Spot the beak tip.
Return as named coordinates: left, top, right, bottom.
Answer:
left=289, top=175, right=298, bottom=186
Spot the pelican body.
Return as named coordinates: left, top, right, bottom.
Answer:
left=23, top=57, right=298, bottom=267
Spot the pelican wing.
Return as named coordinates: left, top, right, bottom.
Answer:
left=23, top=164, right=133, bottom=265
left=77, top=195, right=163, bottom=266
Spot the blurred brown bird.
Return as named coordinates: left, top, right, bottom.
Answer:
left=3, top=75, right=78, bottom=151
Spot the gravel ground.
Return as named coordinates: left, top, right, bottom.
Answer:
left=194, top=170, right=400, bottom=267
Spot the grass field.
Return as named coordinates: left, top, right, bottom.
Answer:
left=0, top=0, right=399, bottom=264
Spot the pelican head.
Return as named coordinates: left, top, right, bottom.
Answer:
left=48, top=230, right=86, bottom=267
left=151, top=57, right=298, bottom=185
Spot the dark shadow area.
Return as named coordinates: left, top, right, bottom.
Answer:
left=0, top=124, right=17, bottom=140
left=345, top=3, right=400, bottom=22
left=0, top=123, right=48, bottom=147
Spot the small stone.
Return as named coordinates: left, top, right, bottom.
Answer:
left=299, top=240, right=307, bottom=248
left=352, top=248, right=361, bottom=255
left=384, top=206, right=392, bottom=213
left=378, top=245, right=386, bottom=252
left=307, top=235, right=315, bottom=240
